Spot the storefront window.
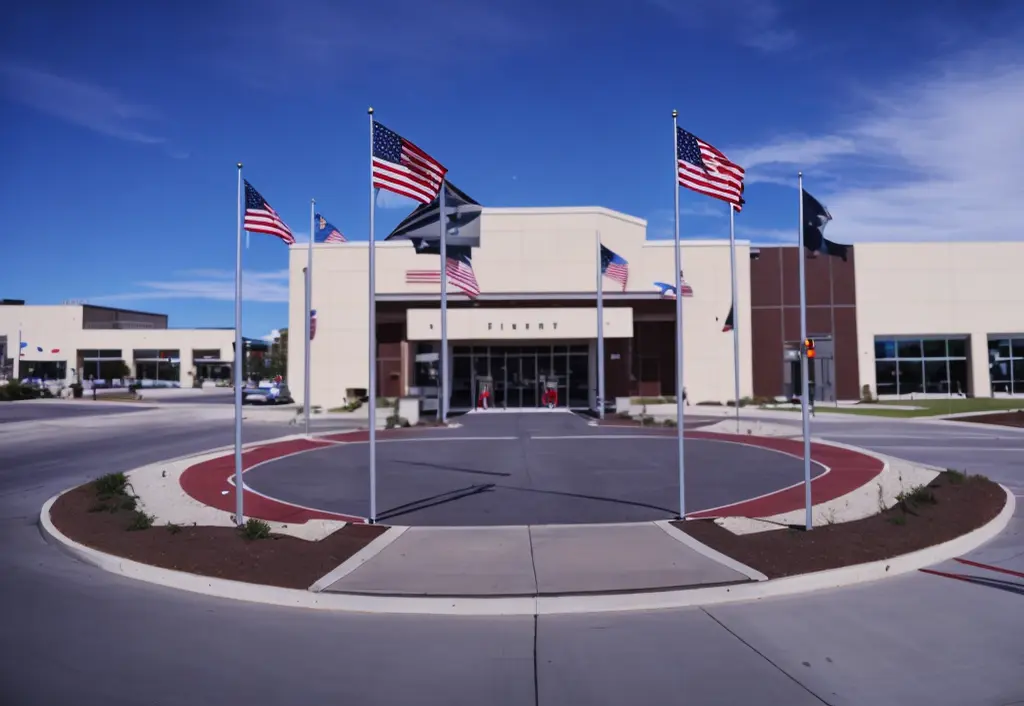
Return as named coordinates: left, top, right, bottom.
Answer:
left=988, top=336, right=1024, bottom=394
left=874, top=336, right=969, bottom=396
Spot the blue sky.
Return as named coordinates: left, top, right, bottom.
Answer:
left=2, top=0, right=1022, bottom=338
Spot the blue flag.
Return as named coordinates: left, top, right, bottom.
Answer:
left=313, top=214, right=346, bottom=243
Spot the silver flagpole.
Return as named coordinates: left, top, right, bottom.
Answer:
left=233, top=163, right=245, bottom=525
left=596, top=231, right=605, bottom=419
left=671, top=109, right=686, bottom=519
left=798, top=172, right=813, bottom=530
left=439, top=180, right=448, bottom=423
left=729, top=204, right=741, bottom=431
left=304, top=198, right=314, bottom=436
left=368, top=108, right=378, bottom=524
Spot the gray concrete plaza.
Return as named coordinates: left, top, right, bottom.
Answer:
left=245, top=411, right=821, bottom=524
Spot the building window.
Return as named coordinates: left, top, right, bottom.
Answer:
left=988, top=336, right=1024, bottom=395
left=873, top=336, right=969, bottom=396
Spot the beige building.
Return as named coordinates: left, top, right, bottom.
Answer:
left=289, top=206, right=1024, bottom=409
left=0, top=303, right=236, bottom=387
left=291, top=206, right=751, bottom=410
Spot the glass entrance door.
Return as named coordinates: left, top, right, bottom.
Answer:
left=454, top=345, right=590, bottom=409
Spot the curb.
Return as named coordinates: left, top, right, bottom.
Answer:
left=38, top=484, right=1016, bottom=616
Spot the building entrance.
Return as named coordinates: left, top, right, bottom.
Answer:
left=451, top=344, right=591, bottom=410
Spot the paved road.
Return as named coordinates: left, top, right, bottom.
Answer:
left=0, top=401, right=151, bottom=424
left=1, top=412, right=1022, bottom=705
left=246, top=412, right=819, bottom=525
left=151, top=392, right=236, bottom=404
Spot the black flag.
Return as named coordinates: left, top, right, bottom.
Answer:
left=802, top=189, right=848, bottom=261
left=721, top=305, right=734, bottom=333
left=386, top=181, right=481, bottom=248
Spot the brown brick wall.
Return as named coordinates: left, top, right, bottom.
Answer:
left=750, top=247, right=860, bottom=400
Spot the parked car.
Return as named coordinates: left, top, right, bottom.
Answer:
left=242, top=380, right=293, bottom=405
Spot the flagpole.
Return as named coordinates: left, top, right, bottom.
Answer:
left=595, top=231, right=605, bottom=419
left=729, top=204, right=741, bottom=432
left=304, top=198, right=314, bottom=436
left=368, top=107, right=378, bottom=524
left=672, top=109, right=686, bottom=519
left=439, top=179, right=448, bottom=423
left=828, top=254, right=838, bottom=406
left=798, top=172, right=813, bottom=530
left=233, top=163, right=245, bottom=526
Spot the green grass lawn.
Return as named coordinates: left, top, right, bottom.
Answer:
left=813, top=397, right=1024, bottom=418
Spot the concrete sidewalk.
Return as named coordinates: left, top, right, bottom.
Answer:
left=320, top=521, right=763, bottom=597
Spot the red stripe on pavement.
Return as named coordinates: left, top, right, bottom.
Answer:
left=179, top=438, right=364, bottom=524
left=919, top=568, right=975, bottom=584
left=684, top=431, right=884, bottom=519
left=953, top=558, right=1024, bottom=579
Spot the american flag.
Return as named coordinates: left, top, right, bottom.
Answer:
left=600, top=244, right=629, bottom=291
left=653, top=276, right=694, bottom=299
left=310, top=309, right=317, bottom=340
left=721, top=305, right=734, bottom=332
left=405, top=259, right=480, bottom=299
left=314, top=213, right=346, bottom=243
left=676, top=128, right=745, bottom=209
left=244, top=180, right=295, bottom=244
left=372, top=121, right=447, bottom=204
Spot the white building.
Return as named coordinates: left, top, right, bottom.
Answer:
left=0, top=302, right=237, bottom=387
left=287, top=204, right=1024, bottom=409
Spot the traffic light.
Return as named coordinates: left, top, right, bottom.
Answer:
left=804, top=338, right=816, bottom=359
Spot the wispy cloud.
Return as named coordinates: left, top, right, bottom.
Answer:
left=730, top=46, right=1024, bottom=242
left=375, top=190, right=420, bottom=210
left=680, top=201, right=729, bottom=218
left=89, top=269, right=289, bottom=304
left=645, top=0, right=795, bottom=52
left=261, top=329, right=281, bottom=342
left=0, top=63, right=162, bottom=144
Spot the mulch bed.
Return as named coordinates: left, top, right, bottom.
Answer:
left=675, top=472, right=1007, bottom=579
left=957, top=411, right=1024, bottom=428
left=50, top=483, right=388, bottom=589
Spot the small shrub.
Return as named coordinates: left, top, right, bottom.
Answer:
left=166, top=523, right=183, bottom=535
left=860, top=384, right=874, bottom=403
left=662, top=418, right=677, bottom=427
left=127, top=511, right=154, bottom=531
left=616, top=411, right=632, bottom=420
left=88, top=501, right=108, bottom=513
left=696, top=400, right=723, bottom=406
left=888, top=514, right=907, bottom=526
left=241, top=518, right=271, bottom=540
left=897, top=484, right=937, bottom=508
left=94, top=472, right=128, bottom=496
left=119, top=496, right=138, bottom=511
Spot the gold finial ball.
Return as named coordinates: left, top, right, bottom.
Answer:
left=671, top=109, right=678, bottom=118
left=368, top=106, right=374, bottom=115
left=236, top=162, right=243, bottom=169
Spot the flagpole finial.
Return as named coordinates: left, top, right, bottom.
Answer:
left=368, top=106, right=374, bottom=115
left=671, top=109, right=678, bottom=118
left=236, top=162, right=242, bottom=169
left=798, top=171, right=803, bottom=177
